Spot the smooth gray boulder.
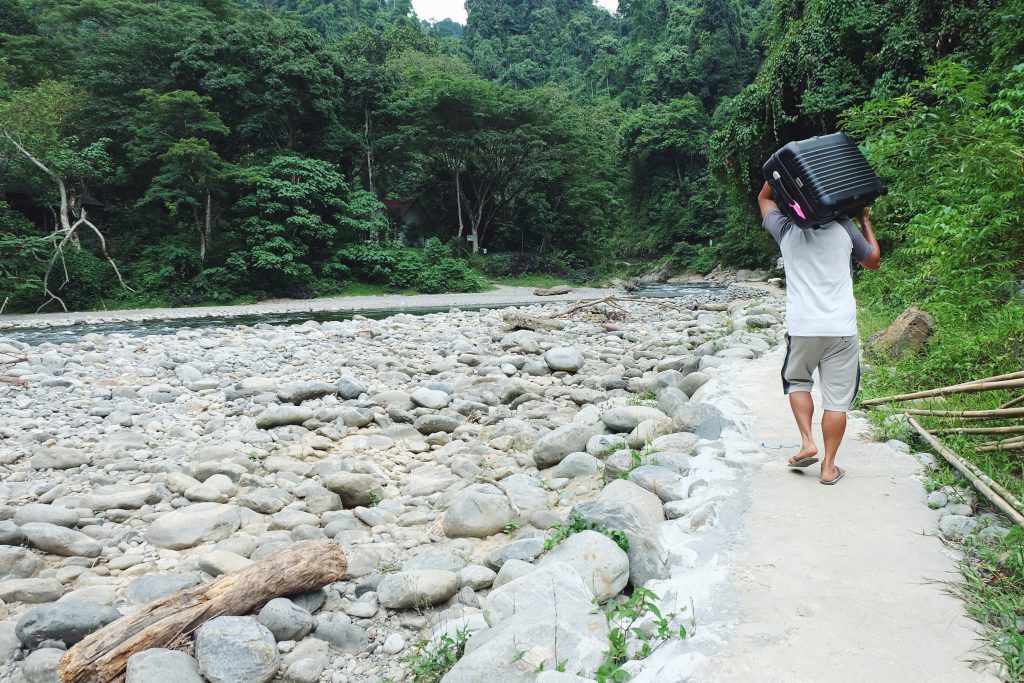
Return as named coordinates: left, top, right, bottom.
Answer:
left=21, top=647, right=64, bottom=683
left=572, top=499, right=670, bottom=587
left=533, top=422, right=603, bottom=468
left=442, top=485, right=514, bottom=538
left=20, top=523, right=102, bottom=558
left=324, top=473, right=382, bottom=508
left=401, top=549, right=467, bottom=574
left=30, top=447, right=89, bottom=470
left=0, top=621, right=19, bottom=663
left=679, top=372, right=710, bottom=396
left=939, top=515, right=978, bottom=540
left=16, top=602, right=121, bottom=649
left=656, top=387, right=689, bottom=417
left=338, top=376, right=366, bottom=399
left=601, top=406, right=668, bottom=433
left=484, top=537, right=545, bottom=570
left=0, top=546, right=43, bottom=578
left=413, top=413, right=463, bottom=434
left=146, top=503, right=241, bottom=550
left=411, top=387, right=451, bottom=409
left=538, top=530, right=629, bottom=603
left=255, top=406, right=314, bottom=429
left=127, top=572, right=203, bottom=604
left=13, top=505, right=79, bottom=528
left=312, top=613, right=367, bottom=653
left=446, top=603, right=608, bottom=682
left=483, top=561, right=594, bottom=625
left=257, top=598, right=313, bottom=642
left=0, top=578, right=63, bottom=604
left=194, top=616, right=279, bottom=683
left=544, top=348, right=585, bottom=372
left=126, top=649, right=205, bottom=683
left=548, top=452, right=601, bottom=479
left=627, top=465, right=690, bottom=503
left=277, top=381, right=336, bottom=404
left=599, top=479, right=665, bottom=523
left=377, top=570, right=459, bottom=609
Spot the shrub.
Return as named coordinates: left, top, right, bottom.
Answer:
left=56, top=247, right=112, bottom=310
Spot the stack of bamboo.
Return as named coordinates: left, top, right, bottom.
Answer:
left=862, top=369, right=1024, bottom=527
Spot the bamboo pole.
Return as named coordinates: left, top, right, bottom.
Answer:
left=977, top=439, right=1024, bottom=453
left=861, top=377, right=1024, bottom=407
left=932, top=425, right=1024, bottom=435
left=908, top=418, right=1024, bottom=527
left=1001, top=395, right=1024, bottom=410
left=58, top=540, right=347, bottom=683
left=903, top=407, right=1024, bottom=419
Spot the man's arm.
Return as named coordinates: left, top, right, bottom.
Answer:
left=855, top=206, right=881, bottom=271
left=758, top=181, right=779, bottom=219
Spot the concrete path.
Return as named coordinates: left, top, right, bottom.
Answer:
left=694, top=347, right=998, bottom=683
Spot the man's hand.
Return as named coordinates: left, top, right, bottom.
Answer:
left=855, top=205, right=881, bottom=271
left=758, top=181, right=779, bottom=219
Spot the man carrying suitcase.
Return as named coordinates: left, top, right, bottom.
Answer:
left=757, top=181, right=881, bottom=485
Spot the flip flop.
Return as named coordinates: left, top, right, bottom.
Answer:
left=820, top=466, right=846, bottom=485
left=787, top=455, right=819, bottom=468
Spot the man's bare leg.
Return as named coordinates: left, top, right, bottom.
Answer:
left=820, top=409, right=847, bottom=482
left=788, top=391, right=817, bottom=464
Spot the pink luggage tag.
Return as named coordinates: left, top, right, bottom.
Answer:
left=790, top=202, right=806, bottom=220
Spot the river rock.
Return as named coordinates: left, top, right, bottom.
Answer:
left=411, top=387, right=451, bottom=409
left=281, top=638, right=331, bottom=683
left=938, top=515, right=978, bottom=540
left=127, top=572, right=203, bottom=604
left=0, top=621, right=18, bottom=662
left=533, top=422, right=602, bottom=468
left=126, top=649, right=205, bottom=683
left=0, top=578, right=63, bottom=604
left=401, top=548, right=467, bottom=573
left=146, top=503, right=241, bottom=550
left=483, top=561, right=594, bottom=625
left=194, top=616, right=279, bottom=683
left=13, top=505, right=79, bottom=528
left=20, top=523, right=102, bottom=557
left=256, top=406, right=315, bottom=429
left=538, top=530, right=629, bottom=603
left=278, top=381, right=336, bottom=404
left=257, top=598, right=314, bottom=642
left=442, top=485, right=514, bottom=538
left=0, top=547, right=43, bottom=579
left=572, top=499, right=669, bottom=587
left=337, top=375, right=366, bottom=399
left=16, top=602, right=121, bottom=649
left=20, top=648, right=64, bottom=683
left=601, top=406, right=668, bottom=433
left=547, top=452, right=601, bottom=479
left=30, top=447, right=89, bottom=470
left=484, top=537, right=545, bottom=570
left=312, top=613, right=367, bottom=653
left=544, top=348, right=584, bottom=372
left=324, top=473, right=381, bottom=507
left=377, top=570, right=459, bottom=609
left=627, top=465, right=690, bottom=502
left=0, top=520, right=25, bottom=545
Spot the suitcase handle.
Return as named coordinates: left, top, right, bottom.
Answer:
left=769, top=171, right=811, bottom=226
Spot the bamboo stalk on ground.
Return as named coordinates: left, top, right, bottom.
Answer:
left=977, top=439, right=1024, bottom=453
left=861, top=376, right=1024, bottom=407
left=932, top=425, right=1024, bottom=435
left=1001, top=395, right=1024, bottom=409
left=908, top=417, right=1024, bottom=527
left=903, top=407, right=1024, bottom=419
left=58, top=540, right=347, bottom=683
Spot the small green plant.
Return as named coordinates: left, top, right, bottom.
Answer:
left=503, top=517, right=522, bottom=535
left=544, top=512, right=629, bottom=553
left=629, top=391, right=658, bottom=407
left=408, top=629, right=470, bottom=683
left=595, top=588, right=694, bottom=683
left=618, top=449, right=648, bottom=480
left=378, top=559, right=401, bottom=574
left=368, top=491, right=381, bottom=508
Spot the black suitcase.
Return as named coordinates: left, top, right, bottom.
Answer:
left=762, top=132, right=885, bottom=229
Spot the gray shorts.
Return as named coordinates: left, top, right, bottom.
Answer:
left=781, top=335, right=861, bottom=412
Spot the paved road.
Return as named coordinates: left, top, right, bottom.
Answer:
left=693, top=347, right=999, bottom=682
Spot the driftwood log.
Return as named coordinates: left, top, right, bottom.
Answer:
left=58, top=540, right=347, bottom=683
left=0, top=375, right=27, bottom=387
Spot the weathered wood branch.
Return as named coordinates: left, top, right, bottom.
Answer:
left=550, top=295, right=618, bottom=318
left=1001, top=395, right=1024, bottom=410
left=0, top=375, right=28, bottom=387
left=977, top=438, right=1024, bottom=453
left=908, top=418, right=1024, bottom=527
left=58, top=540, right=347, bottom=683
left=861, top=375, right=1024, bottom=407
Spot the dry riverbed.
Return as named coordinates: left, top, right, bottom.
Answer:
left=0, top=285, right=786, bottom=683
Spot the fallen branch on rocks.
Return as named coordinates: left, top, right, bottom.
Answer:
left=977, top=438, right=1024, bottom=452
left=550, top=295, right=622, bottom=319
left=0, top=375, right=27, bottom=387
left=861, top=374, right=1024, bottom=407
left=908, top=418, right=1024, bottom=527
left=58, top=540, right=347, bottom=683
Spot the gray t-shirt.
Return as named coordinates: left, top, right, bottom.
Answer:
left=763, top=209, right=872, bottom=336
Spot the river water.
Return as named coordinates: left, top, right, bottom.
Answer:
left=0, top=282, right=726, bottom=346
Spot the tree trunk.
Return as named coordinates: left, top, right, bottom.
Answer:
left=455, top=169, right=465, bottom=238
left=364, top=106, right=375, bottom=194
left=58, top=540, right=347, bottom=683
